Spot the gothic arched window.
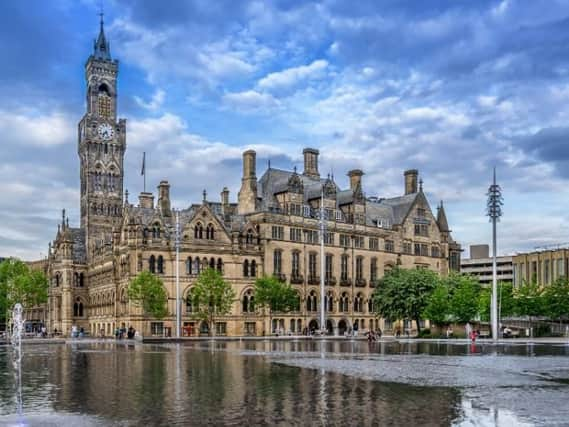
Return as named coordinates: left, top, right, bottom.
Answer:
left=340, top=292, right=349, bottom=312
left=195, top=223, right=203, bottom=239
left=250, top=260, right=257, bottom=277
left=206, top=223, right=215, bottom=240
left=354, top=293, right=363, bottom=312
left=186, top=289, right=196, bottom=314
left=98, top=84, right=111, bottom=118
left=242, top=289, right=255, bottom=313
left=149, top=255, right=156, bottom=273
left=186, top=257, right=192, bottom=275
left=243, top=260, right=249, bottom=277
left=157, top=256, right=164, bottom=274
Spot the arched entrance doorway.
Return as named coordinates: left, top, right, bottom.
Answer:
left=326, top=319, right=335, bottom=336
left=338, top=319, right=348, bottom=336
left=308, top=319, right=319, bottom=334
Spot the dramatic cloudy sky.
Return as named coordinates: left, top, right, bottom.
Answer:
left=2, top=0, right=569, bottom=260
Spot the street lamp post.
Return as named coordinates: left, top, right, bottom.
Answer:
left=487, top=168, right=503, bottom=341
left=319, top=190, right=326, bottom=335
left=175, top=210, right=181, bottom=338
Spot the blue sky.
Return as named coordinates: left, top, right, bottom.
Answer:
left=2, top=0, right=569, bottom=260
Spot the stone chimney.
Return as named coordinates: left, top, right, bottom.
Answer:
left=157, top=181, right=171, bottom=216
left=221, top=187, right=229, bottom=206
left=303, top=148, right=320, bottom=179
left=139, top=192, right=154, bottom=209
left=347, top=169, right=364, bottom=191
left=238, top=150, right=258, bottom=215
left=404, top=169, right=419, bottom=195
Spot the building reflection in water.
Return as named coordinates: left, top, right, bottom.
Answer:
left=0, top=341, right=466, bottom=426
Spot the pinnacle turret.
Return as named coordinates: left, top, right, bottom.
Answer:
left=437, top=201, right=450, bottom=232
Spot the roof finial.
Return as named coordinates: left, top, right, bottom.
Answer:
left=268, top=159, right=271, bottom=169
left=202, top=189, right=207, bottom=202
left=125, top=189, right=129, bottom=204
left=62, top=209, right=66, bottom=228
left=293, top=165, right=297, bottom=174
left=419, top=178, right=424, bottom=192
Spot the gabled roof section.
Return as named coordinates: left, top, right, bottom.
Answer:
left=183, top=203, right=233, bottom=242
left=375, top=193, right=419, bottom=225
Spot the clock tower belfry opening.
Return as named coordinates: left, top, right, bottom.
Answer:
left=78, top=15, right=126, bottom=251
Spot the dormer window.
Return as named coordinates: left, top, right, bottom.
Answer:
left=152, top=223, right=161, bottom=239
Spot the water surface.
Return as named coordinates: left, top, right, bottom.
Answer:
left=0, top=339, right=567, bottom=426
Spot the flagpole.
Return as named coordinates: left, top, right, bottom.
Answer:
left=142, top=152, right=146, bottom=192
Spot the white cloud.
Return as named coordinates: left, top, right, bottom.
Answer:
left=112, top=18, right=260, bottom=88
left=257, top=59, right=329, bottom=92
left=134, top=89, right=165, bottom=111
left=0, top=109, right=73, bottom=147
left=222, top=90, right=280, bottom=112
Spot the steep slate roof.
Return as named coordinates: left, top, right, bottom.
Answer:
left=375, top=193, right=419, bottom=225
left=258, top=168, right=339, bottom=209
left=258, top=167, right=421, bottom=227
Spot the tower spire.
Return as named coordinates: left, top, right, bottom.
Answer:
left=93, top=9, right=111, bottom=60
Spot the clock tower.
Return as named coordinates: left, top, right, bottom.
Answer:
left=78, top=15, right=126, bottom=251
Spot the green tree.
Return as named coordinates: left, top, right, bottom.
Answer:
left=422, top=283, right=450, bottom=327
left=478, top=281, right=516, bottom=322
left=0, top=258, right=48, bottom=326
left=477, top=287, right=491, bottom=322
left=447, top=274, right=480, bottom=323
left=542, top=277, right=569, bottom=321
left=254, top=275, right=299, bottom=334
left=514, top=280, right=545, bottom=319
left=373, top=267, right=439, bottom=334
left=191, top=268, right=236, bottom=336
left=127, top=271, right=168, bottom=319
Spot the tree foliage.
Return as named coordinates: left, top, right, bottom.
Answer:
left=254, top=275, right=299, bottom=333
left=254, top=275, right=299, bottom=313
left=422, top=283, right=450, bottom=327
left=514, top=280, right=545, bottom=318
left=0, top=258, right=48, bottom=323
left=543, top=277, right=569, bottom=320
left=373, top=267, right=438, bottom=333
left=191, top=268, right=236, bottom=336
left=127, top=271, right=168, bottom=319
left=447, top=274, right=480, bottom=323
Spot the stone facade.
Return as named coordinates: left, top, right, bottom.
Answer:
left=46, top=21, right=461, bottom=337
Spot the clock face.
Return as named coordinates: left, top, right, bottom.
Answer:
left=97, top=123, right=114, bottom=140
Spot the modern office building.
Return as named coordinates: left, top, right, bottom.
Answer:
left=461, top=245, right=513, bottom=285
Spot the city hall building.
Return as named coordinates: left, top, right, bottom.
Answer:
left=46, top=21, right=461, bottom=337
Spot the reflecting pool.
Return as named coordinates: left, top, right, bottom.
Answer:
left=0, top=339, right=568, bottom=426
